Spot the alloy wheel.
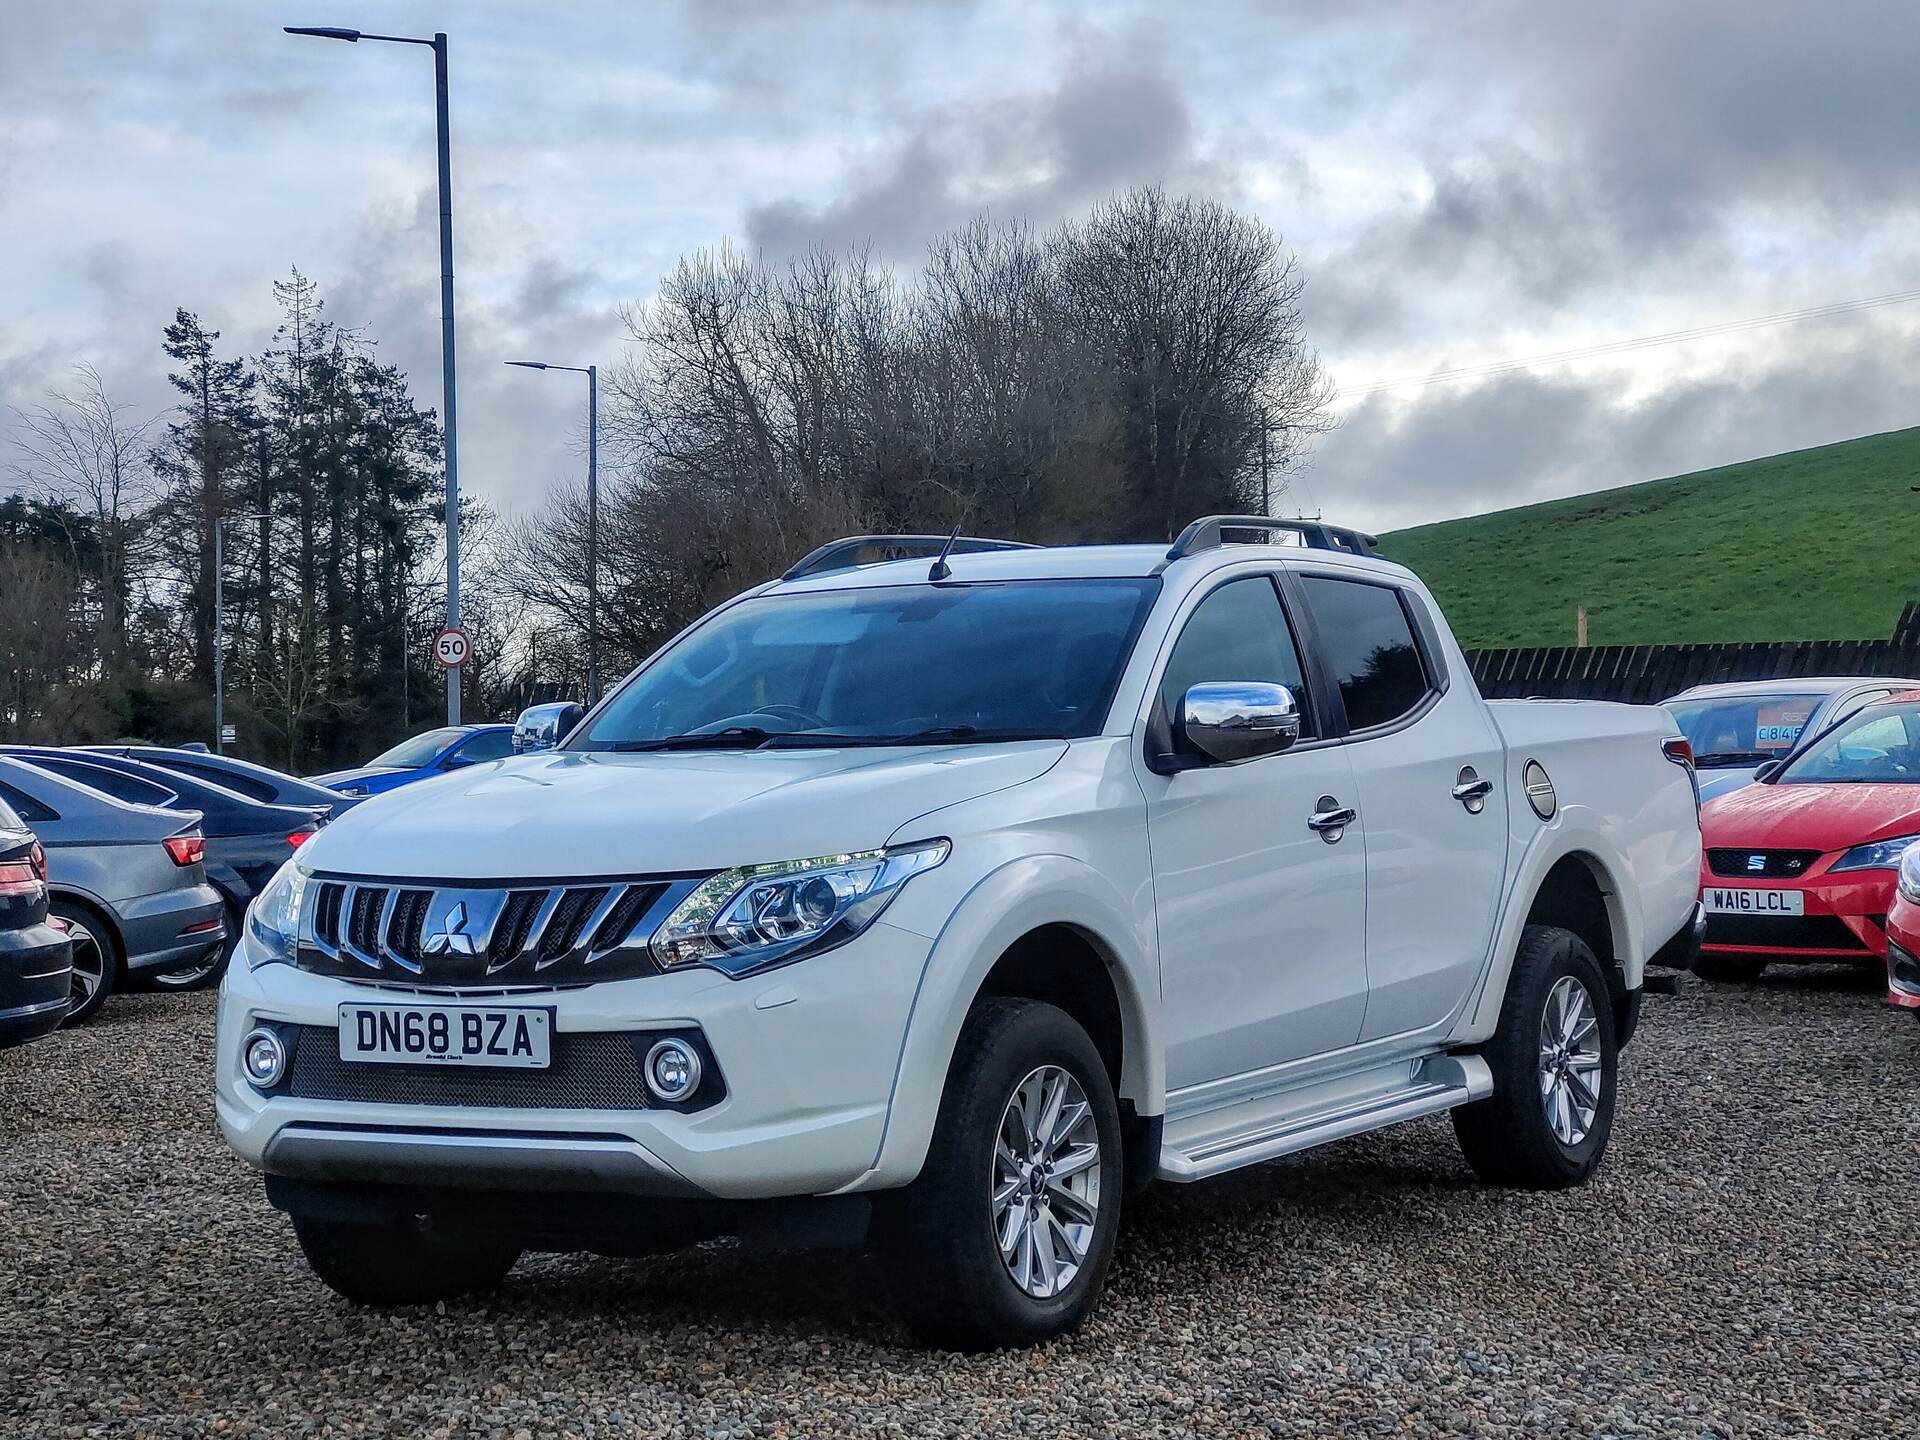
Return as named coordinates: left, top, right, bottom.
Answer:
left=1538, top=974, right=1604, bottom=1146
left=65, top=916, right=105, bottom=1012
left=991, top=1064, right=1102, bottom=1300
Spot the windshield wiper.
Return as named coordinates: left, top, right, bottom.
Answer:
left=764, top=725, right=1059, bottom=748
left=608, top=726, right=774, bottom=753
left=1692, top=750, right=1777, bottom=767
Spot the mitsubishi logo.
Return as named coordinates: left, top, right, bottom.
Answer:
left=423, top=900, right=481, bottom=956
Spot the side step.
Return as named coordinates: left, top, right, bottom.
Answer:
left=1157, top=1053, right=1493, bottom=1183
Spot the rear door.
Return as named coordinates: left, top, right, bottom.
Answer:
left=1294, top=572, right=1509, bottom=1042
left=1137, top=571, right=1370, bottom=1089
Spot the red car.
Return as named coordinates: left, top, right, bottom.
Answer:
left=1696, top=690, right=1920, bottom=982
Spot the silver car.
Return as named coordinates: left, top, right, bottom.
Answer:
left=1664, top=677, right=1920, bottom=803
left=0, top=757, right=226, bottom=1024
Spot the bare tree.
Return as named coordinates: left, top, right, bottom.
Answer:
left=11, top=365, right=161, bottom=669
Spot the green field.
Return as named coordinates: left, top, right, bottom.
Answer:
left=1376, top=426, right=1920, bottom=650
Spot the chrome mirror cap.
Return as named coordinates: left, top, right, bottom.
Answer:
left=514, top=701, right=586, bottom=753
left=1181, top=682, right=1302, bottom=764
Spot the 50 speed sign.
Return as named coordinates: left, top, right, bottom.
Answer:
left=433, top=626, right=470, bottom=669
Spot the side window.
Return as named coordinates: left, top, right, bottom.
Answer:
left=1158, top=577, right=1315, bottom=746
left=34, top=758, right=177, bottom=809
left=170, top=759, right=279, bottom=803
left=455, top=730, right=516, bottom=764
left=1301, top=576, right=1433, bottom=732
left=0, top=781, right=59, bottom=824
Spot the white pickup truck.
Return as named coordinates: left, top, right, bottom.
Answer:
left=217, top=517, right=1702, bottom=1349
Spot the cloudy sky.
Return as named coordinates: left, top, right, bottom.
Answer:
left=5, top=1, right=1919, bottom=535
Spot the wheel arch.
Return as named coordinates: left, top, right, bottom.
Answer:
left=1458, top=823, right=1645, bottom=1045
left=854, top=854, right=1160, bottom=1192
left=47, top=886, right=126, bottom=974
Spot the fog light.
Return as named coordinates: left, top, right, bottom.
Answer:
left=242, top=1027, right=287, bottom=1089
left=644, top=1038, right=702, bottom=1103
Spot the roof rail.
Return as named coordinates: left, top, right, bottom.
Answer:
left=781, top=533, right=1038, bottom=582
left=1161, top=515, right=1378, bottom=566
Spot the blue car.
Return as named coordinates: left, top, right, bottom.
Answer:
left=308, top=725, right=517, bottom=798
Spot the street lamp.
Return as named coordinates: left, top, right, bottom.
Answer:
left=214, top=513, right=268, bottom=755
left=286, top=24, right=464, bottom=725
left=506, top=360, right=599, bottom=702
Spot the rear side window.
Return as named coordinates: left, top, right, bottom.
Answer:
left=457, top=730, right=516, bottom=763
left=0, top=781, right=57, bottom=824
left=30, top=758, right=177, bottom=808
left=1158, top=577, right=1316, bottom=742
left=1301, top=576, right=1433, bottom=732
left=0, top=794, right=21, bottom=829
left=165, top=758, right=279, bottom=803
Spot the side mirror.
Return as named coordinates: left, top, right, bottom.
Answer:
left=1755, top=759, right=1783, bottom=783
left=514, top=701, right=585, bottom=753
left=440, top=752, right=477, bottom=770
left=1181, top=682, right=1302, bottom=764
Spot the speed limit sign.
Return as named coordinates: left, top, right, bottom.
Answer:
left=433, top=626, right=470, bottom=669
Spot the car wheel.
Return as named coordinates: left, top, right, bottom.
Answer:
left=148, top=901, right=237, bottom=992
left=51, top=898, right=118, bottom=1026
left=1693, top=951, right=1768, bottom=983
left=1453, top=924, right=1618, bottom=1190
left=881, top=998, right=1124, bottom=1351
left=292, top=1215, right=521, bottom=1306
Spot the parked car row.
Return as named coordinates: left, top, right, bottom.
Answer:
left=1661, top=678, right=1920, bottom=1018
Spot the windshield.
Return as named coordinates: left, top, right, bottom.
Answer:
left=1779, top=703, right=1920, bottom=784
left=573, top=578, right=1161, bottom=750
left=367, top=727, right=466, bottom=769
left=1664, top=694, right=1823, bottom=766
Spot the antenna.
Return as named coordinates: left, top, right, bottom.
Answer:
left=928, top=523, right=964, bottom=581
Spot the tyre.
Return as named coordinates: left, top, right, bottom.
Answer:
left=292, top=1215, right=521, bottom=1306
left=51, top=898, right=118, bottom=1026
left=882, top=998, right=1124, bottom=1350
left=147, top=900, right=237, bottom=992
left=1453, top=924, right=1618, bottom=1190
left=1693, top=951, right=1768, bottom=983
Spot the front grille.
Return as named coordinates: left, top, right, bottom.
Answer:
left=1704, top=913, right=1869, bottom=952
left=1707, top=848, right=1822, bottom=879
left=285, top=1025, right=655, bottom=1109
left=294, top=876, right=694, bottom=988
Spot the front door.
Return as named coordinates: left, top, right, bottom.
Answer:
left=1138, top=574, right=1370, bottom=1091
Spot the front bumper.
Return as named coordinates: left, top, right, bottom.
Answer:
left=1884, top=896, right=1920, bottom=1010
left=215, top=919, right=933, bottom=1201
left=1698, top=864, right=1894, bottom=963
left=0, top=922, right=71, bottom=1047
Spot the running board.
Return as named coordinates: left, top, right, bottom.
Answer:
left=1157, top=1053, right=1493, bottom=1183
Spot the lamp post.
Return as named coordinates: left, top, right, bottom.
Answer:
left=214, top=513, right=268, bottom=755
left=505, top=360, right=599, bottom=702
left=286, top=24, right=464, bottom=724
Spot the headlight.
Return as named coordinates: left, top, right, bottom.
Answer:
left=1830, top=834, right=1920, bottom=875
left=651, top=840, right=949, bottom=977
left=1899, top=845, right=1920, bottom=904
left=339, top=785, right=370, bottom=798
left=246, top=859, right=309, bottom=967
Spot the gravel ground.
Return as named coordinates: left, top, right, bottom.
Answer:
left=4, top=968, right=1918, bottom=1439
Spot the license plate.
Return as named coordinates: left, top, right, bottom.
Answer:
left=1703, top=887, right=1805, bottom=916
left=338, top=1003, right=552, bottom=1068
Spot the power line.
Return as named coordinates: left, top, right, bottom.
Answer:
left=1341, top=286, right=1920, bottom=398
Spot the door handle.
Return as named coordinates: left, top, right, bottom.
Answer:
left=1452, top=767, right=1494, bottom=813
left=1307, top=800, right=1357, bottom=836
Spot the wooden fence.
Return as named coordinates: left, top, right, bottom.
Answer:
left=1467, top=604, right=1920, bottom=704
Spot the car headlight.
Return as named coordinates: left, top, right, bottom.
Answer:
left=339, top=785, right=370, bottom=798
left=1830, top=834, right=1920, bottom=875
left=651, top=840, right=950, bottom=977
left=1899, top=845, right=1920, bottom=904
left=246, top=859, right=309, bottom=967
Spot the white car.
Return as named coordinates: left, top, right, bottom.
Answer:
left=217, top=517, right=1702, bottom=1348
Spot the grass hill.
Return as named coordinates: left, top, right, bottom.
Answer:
left=1375, top=426, right=1920, bottom=650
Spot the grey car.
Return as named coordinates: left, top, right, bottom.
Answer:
left=0, top=757, right=225, bottom=1024
left=1664, top=677, right=1920, bottom=803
